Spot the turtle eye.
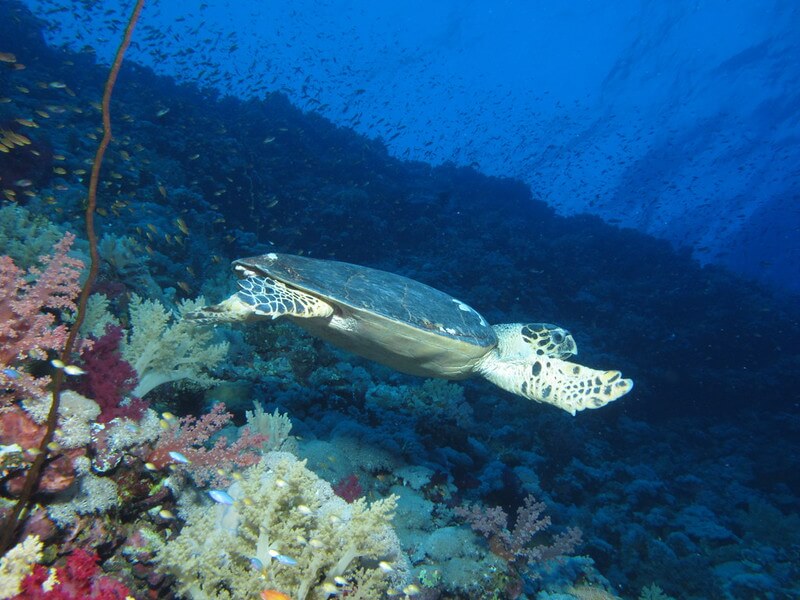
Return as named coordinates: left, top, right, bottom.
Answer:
left=552, top=332, right=564, bottom=343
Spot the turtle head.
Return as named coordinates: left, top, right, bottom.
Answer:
left=521, top=323, right=577, bottom=359
left=492, top=323, right=577, bottom=360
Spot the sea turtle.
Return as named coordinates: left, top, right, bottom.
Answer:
left=190, top=253, right=633, bottom=414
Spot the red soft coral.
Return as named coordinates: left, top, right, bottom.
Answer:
left=0, top=233, right=83, bottom=404
left=333, top=473, right=363, bottom=503
left=69, top=324, right=146, bottom=423
left=15, top=548, right=132, bottom=600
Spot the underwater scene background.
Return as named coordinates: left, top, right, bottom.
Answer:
left=0, top=1, right=798, bottom=599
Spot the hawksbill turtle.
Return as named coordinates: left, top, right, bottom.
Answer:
left=190, top=253, right=633, bottom=414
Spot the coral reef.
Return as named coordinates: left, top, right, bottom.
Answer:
left=0, top=2, right=797, bottom=598
left=457, top=494, right=582, bottom=597
left=0, top=205, right=65, bottom=270
left=15, top=547, right=132, bottom=599
left=69, top=325, right=145, bottom=423
left=1, top=390, right=101, bottom=496
left=244, top=402, right=296, bottom=452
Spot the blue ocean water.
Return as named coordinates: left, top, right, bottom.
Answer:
left=0, top=1, right=798, bottom=598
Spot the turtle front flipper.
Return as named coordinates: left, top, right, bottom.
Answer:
left=186, top=275, right=334, bottom=323
left=236, top=275, right=334, bottom=319
left=477, top=355, right=633, bottom=415
left=477, top=322, right=632, bottom=414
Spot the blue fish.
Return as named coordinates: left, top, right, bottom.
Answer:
left=267, top=549, right=298, bottom=566
left=2, top=368, right=20, bottom=379
left=273, top=554, right=298, bottom=566
left=208, top=489, right=234, bottom=505
left=249, top=557, right=264, bottom=570
left=168, top=451, right=190, bottom=464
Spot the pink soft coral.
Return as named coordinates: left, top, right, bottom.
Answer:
left=456, top=494, right=582, bottom=598
left=147, top=402, right=268, bottom=487
left=0, top=233, right=83, bottom=403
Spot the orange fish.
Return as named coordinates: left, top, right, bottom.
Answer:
left=260, top=591, right=290, bottom=600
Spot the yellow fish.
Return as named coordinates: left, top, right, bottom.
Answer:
left=176, top=218, right=189, bottom=235
left=260, top=592, right=290, bottom=600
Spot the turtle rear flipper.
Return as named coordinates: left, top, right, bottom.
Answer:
left=477, top=354, right=633, bottom=415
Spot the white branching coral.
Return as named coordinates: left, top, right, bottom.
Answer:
left=78, top=293, right=120, bottom=338
left=46, top=455, right=120, bottom=527
left=23, top=390, right=100, bottom=449
left=245, top=402, right=296, bottom=452
left=0, top=204, right=64, bottom=270
left=121, top=295, right=229, bottom=397
left=157, top=452, right=409, bottom=600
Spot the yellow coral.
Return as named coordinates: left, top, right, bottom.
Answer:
left=0, top=534, right=43, bottom=599
left=566, top=584, right=623, bottom=600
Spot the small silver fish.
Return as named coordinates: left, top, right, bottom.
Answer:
left=208, top=489, right=234, bottom=505
left=267, top=549, right=297, bottom=566
left=168, top=451, right=190, bottom=464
